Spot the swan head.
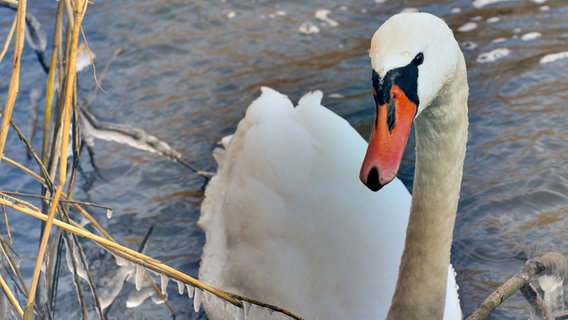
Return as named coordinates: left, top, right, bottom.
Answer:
left=360, top=12, right=462, bottom=191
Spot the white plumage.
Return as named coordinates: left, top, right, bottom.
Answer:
left=199, top=87, right=411, bottom=319
left=199, top=12, right=467, bottom=320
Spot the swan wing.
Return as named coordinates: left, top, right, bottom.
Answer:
left=199, top=87, right=411, bottom=319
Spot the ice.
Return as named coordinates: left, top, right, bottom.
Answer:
left=315, top=9, right=339, bottom=27
left=134, top=265, right=144, bottom=291
left=176, top=280, right=185, bottom=295
left=160, top=274, right=169, bottom=295
left=224, top=10, right=236, bottom=19
left=186, top=284, right=195, bottom=299
left=487, top=16, right=500, bottom=23
left=473, top=0, right=511, bottom=8
left=100, top=255, right=170, bottom=310
left=538, top=275, right=565, bottom=313
left=126, top=285, right=154, bottom=308
left=73, top=244, right=89, bottom=280
left=451, top=7, right=462, bottom=13
left=492, top=37, right=507, bottom=43
left=23, top=10, right=46, bottom=53
left=521, top=32, right=541, bottom=41
left=458, top=22, right=477, bottom=32
left=150, top=292, right=166, bottom=305
left=298, top=21, right=319, bottom=35
left=476, top=48, right=510, bottom=63
left=328, top=93, right=344, bottom=99
left=0, top=289, right=9, bottom=319
left=63, top=237, right=89, bottom=281
left=106, top=208, right=113, bottom=219
left=461, top=41, right=478, bottom=50
left=267, top=10, right=286, bottom=18
left=193, top=288, right=202, bottom=312
left=98, top=262, right=133, bottom=309
left=78, top=216, right=90, bottom=227
left=539, top=51, right=568, bottom=64
left=114, top=254, right=130, bottom=267
left=75, top=44, right=94, bottom=73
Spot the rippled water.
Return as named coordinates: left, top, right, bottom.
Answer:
left=1, top=0, right=567, bottom=319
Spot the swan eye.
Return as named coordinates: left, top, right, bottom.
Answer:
left=412, top=52, right=424, bottom=66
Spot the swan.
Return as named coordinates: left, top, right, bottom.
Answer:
left=198, top=12, right=467, bottom=320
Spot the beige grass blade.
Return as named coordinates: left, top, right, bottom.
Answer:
left=0, top=196, right=241, bottom=306
left=0, top=273, right=23, bottom=318
left=23, top=1, right=89, bottom=318
left=0, top=0, right=27, bottom=161
left=0, top=14, right=16, bottom=63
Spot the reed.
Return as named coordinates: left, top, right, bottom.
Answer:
left=0, top=1, right=563, bottom=320
left=0, top=1, right=300, bottom=319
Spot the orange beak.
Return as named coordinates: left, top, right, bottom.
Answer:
left=360, top=84, right=417, bottom=191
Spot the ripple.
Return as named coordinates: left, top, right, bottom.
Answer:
left=520, top=32, right=541, bottom=41
left=486, top=16, right=500, bottom=23
left=298, top=21, right=320, bottom=35
left=461, top=41, right=478, bottom=50
left=540, top=51, right=568, bottom=64
left=458, top=22, right=478, bottom=32
left=491, top=37, right=507, bottom=43
left=473, top=0, right=515, bottom=8
left=315, top=9, right=339, bottom=27
left=476, top=48, right=511, bottom=63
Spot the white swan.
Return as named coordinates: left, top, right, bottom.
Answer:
left=199, top=12, right=467, bottom=320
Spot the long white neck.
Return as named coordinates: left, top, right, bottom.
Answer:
left=387, top=57, right=468, bottom=319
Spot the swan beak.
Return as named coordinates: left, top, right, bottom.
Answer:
left=360, top=85, right=417, bottom=191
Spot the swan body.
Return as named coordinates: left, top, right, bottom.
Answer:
left=199, top=87, right=411, bottom=319
left=199, top=12, right=467, bottom=320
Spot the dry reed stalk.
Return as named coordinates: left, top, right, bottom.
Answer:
left=2, top=156, right=45, bottom=184
left=0, top=273, right=23, bottom=317
left=4, top=4, right=339, bottom=317
left=0, top=189, right=304, bottom=320
left=0, top=232, right=29, bottom=297
left=23, top=1, right=88, bottom=318
left=0, top=0, right=18, bottom=7
left=1, top=198, right=13, bottom=244
left=0, top=0, right=27, bottom=161
left=0, top=196, right=243, bottom=306
left=41, top=0, right=64, bottom=163
left=2, top=183, right=306, bottom=319
left=0, top=14, right=16, bottom=63
left=0, top=2, right=355, bottom=320
left=20, top=1, right=87, bottom=320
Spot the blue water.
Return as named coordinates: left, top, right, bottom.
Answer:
left=0, top=0, right=567, bottom=319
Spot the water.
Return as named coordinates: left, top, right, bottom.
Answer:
left=0, top=0, right=567, bottom=319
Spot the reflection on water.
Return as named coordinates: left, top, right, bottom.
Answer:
left=1, top=0, right=567, bottom=319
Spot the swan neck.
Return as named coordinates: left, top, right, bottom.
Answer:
left=387, top=58, right=468, bottom=319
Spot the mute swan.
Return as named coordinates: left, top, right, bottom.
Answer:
left=199, top=12, right=467, bottom=320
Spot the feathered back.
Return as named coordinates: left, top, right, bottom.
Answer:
left=199, top=87, right=411, bottom=319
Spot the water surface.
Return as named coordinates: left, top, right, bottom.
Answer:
left=1, top=0, right=567, bottom=319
